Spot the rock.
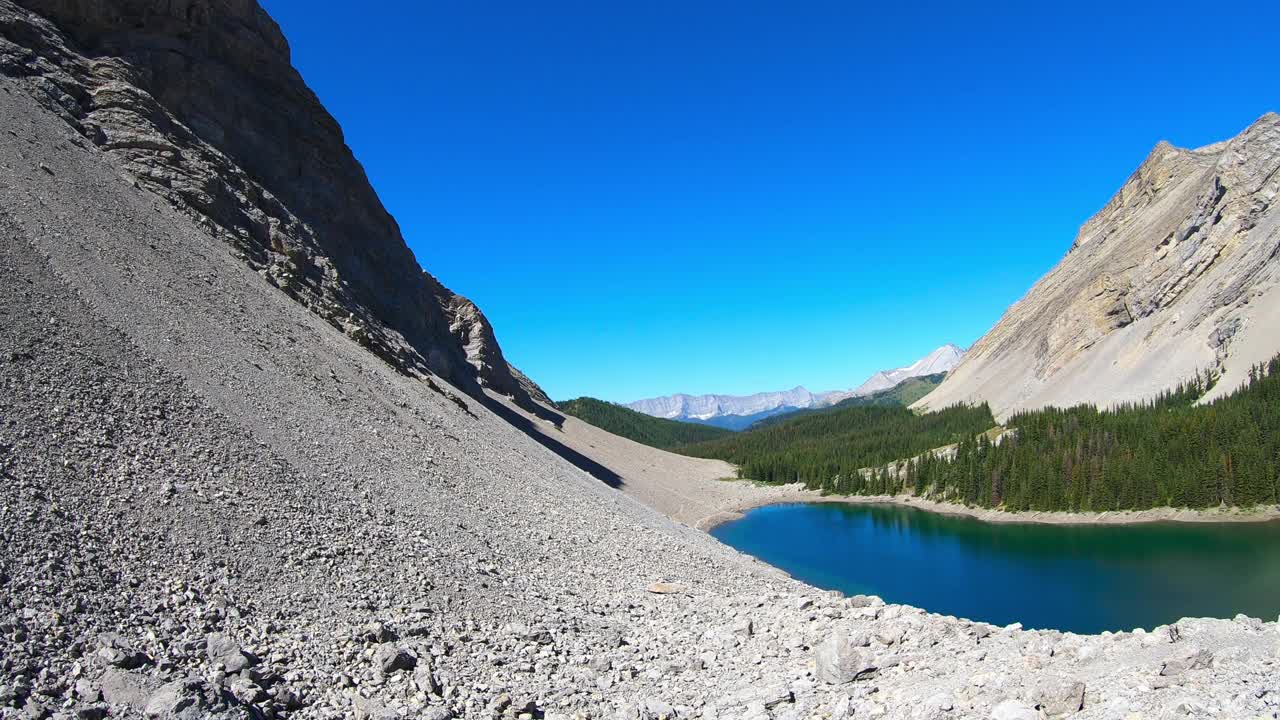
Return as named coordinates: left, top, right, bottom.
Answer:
left=923, top=692, right=955, bottom=713
left=413, top=665, right=441, bottom=695
left=357, top=622, right=396, bottom=644
left=1161, top=649, right=1213, bottom=676
left=228, top=674, right=266, bottom=704
left=143, top=679, right=198, bottom=718
left=96, top=634, right=148, bottom=669
left=815, top=628, right=878, bottom=684
left=732, top=618, right=754, bottom=638
left=98, top=669, right=151, bottom=711
left=1033, top=678, right=1086, bottom=717
left=990, top=699, right=1040, bottom=720
left=73, top=680, right=99, bottom=703
left=757, top=685, right=793, bottom=709
left=205, top=634, right=255, bottom=673
left=374, top=644, right=417, bottom=673
left=875, top=625, right=905, bottom=646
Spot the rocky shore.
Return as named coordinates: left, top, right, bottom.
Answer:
left=696, top=487, right=1280, bottom=531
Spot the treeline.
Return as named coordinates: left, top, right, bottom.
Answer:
left=678, top=402, right=996, bottom=485
left=905, top=360, right=1280, bottom=511
left=555, top=397, right=732, bottom=449
left=702, top=356, right=1280, bottom=512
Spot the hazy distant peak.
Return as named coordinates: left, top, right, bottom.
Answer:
left=626, top=344, right=965, bottom=425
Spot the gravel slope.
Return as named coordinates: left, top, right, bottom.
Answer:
left=2, top=13, right=1280, bottom=720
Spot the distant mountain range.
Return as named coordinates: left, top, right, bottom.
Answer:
left=626, top=344, right=966, bottom=430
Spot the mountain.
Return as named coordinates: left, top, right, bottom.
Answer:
left=626, top=344, right=966, bottom=428
left=1, top=3, right=1271, bottom=717
left=915, top=114, right=1280, bottom=420
left=626, top=386, right=819, bottom=430
left=0, top=0, right=546, bottom=409
left=823, top=344, right=965, bottom=403
left=556, top=397, right=733, bottom=449
left=747, top=372, right=949, bottom=429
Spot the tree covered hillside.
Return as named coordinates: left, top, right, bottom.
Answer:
left=903, top=358, right=1280, bottom=512
left=678, top=402, right=996, bottom=485
left=846, top=372, right=946, bottom=408
left=693, top=355, right=1280, bottom=513
left=557, top=397, right=733, bottom=450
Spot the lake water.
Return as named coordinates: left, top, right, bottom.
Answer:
left=710, top=502, right=1280, bottom=634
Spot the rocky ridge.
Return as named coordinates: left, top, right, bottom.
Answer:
left=0, top=0, right=544, bottom=406
left=916, top=116, right=1280, bottom=420
left=2, top=3, right=1279, bottom=720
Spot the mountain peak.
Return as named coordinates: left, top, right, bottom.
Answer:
left=916, top=113, right=1280, bottom=419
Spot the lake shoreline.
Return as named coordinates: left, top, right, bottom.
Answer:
left=695, top=482, right=1280, bottom=530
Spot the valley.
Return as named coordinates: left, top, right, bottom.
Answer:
left=1, top=1, right=1279, bottom=719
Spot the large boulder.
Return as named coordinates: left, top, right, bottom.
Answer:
left=1033, top=678, right=1086, bottom=717
left=814, top=628, right=877, bottom=684
left=205, top=634, right=255, bottom=674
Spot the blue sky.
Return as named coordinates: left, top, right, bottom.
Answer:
left=261, top=1, right=1277, bottom=403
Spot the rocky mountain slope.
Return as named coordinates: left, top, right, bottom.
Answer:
left=0, top=0, right=546, bottom=408
left=2, top=3, right=1278, bottom=720
left=628, top=345, right=965, bottom=429
left=915, top=115, right=1280, bottom=420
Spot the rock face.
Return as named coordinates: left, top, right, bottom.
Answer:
left=627, top=344, right=965, bottom=428
left=0, top=0, right=545, bottom=406
left=915, top=116, right=1280, bottom=420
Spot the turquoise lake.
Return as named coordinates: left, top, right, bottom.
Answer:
left=709, top=502, right=1280, bottom=634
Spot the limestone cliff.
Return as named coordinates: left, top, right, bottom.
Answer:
left=0, top=0, right=546, bottom=405
left=915, top=114, right=1280, bottom=420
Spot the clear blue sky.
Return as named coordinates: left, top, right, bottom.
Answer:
left=260, top=0, right=1277, bottom=403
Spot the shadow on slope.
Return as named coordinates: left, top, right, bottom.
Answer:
left=479, top=395, right=624, bottom=489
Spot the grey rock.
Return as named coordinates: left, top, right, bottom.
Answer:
left=96, top=635, right=148, bottom=669
left=815, top=629, right=878, bottom=684
left=1161, top=649, right=1214, bottom=676
left=357, top=622, right=396, bottom=644
left=142, top=680, right=198, bottom=718
left=374, top=644, right=416, bottom=673
left=97, top=669, right=151, bottom=711
left=205, top=634, right=254, bottom=673
left=1033, top=678, right=1086, bottom=717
